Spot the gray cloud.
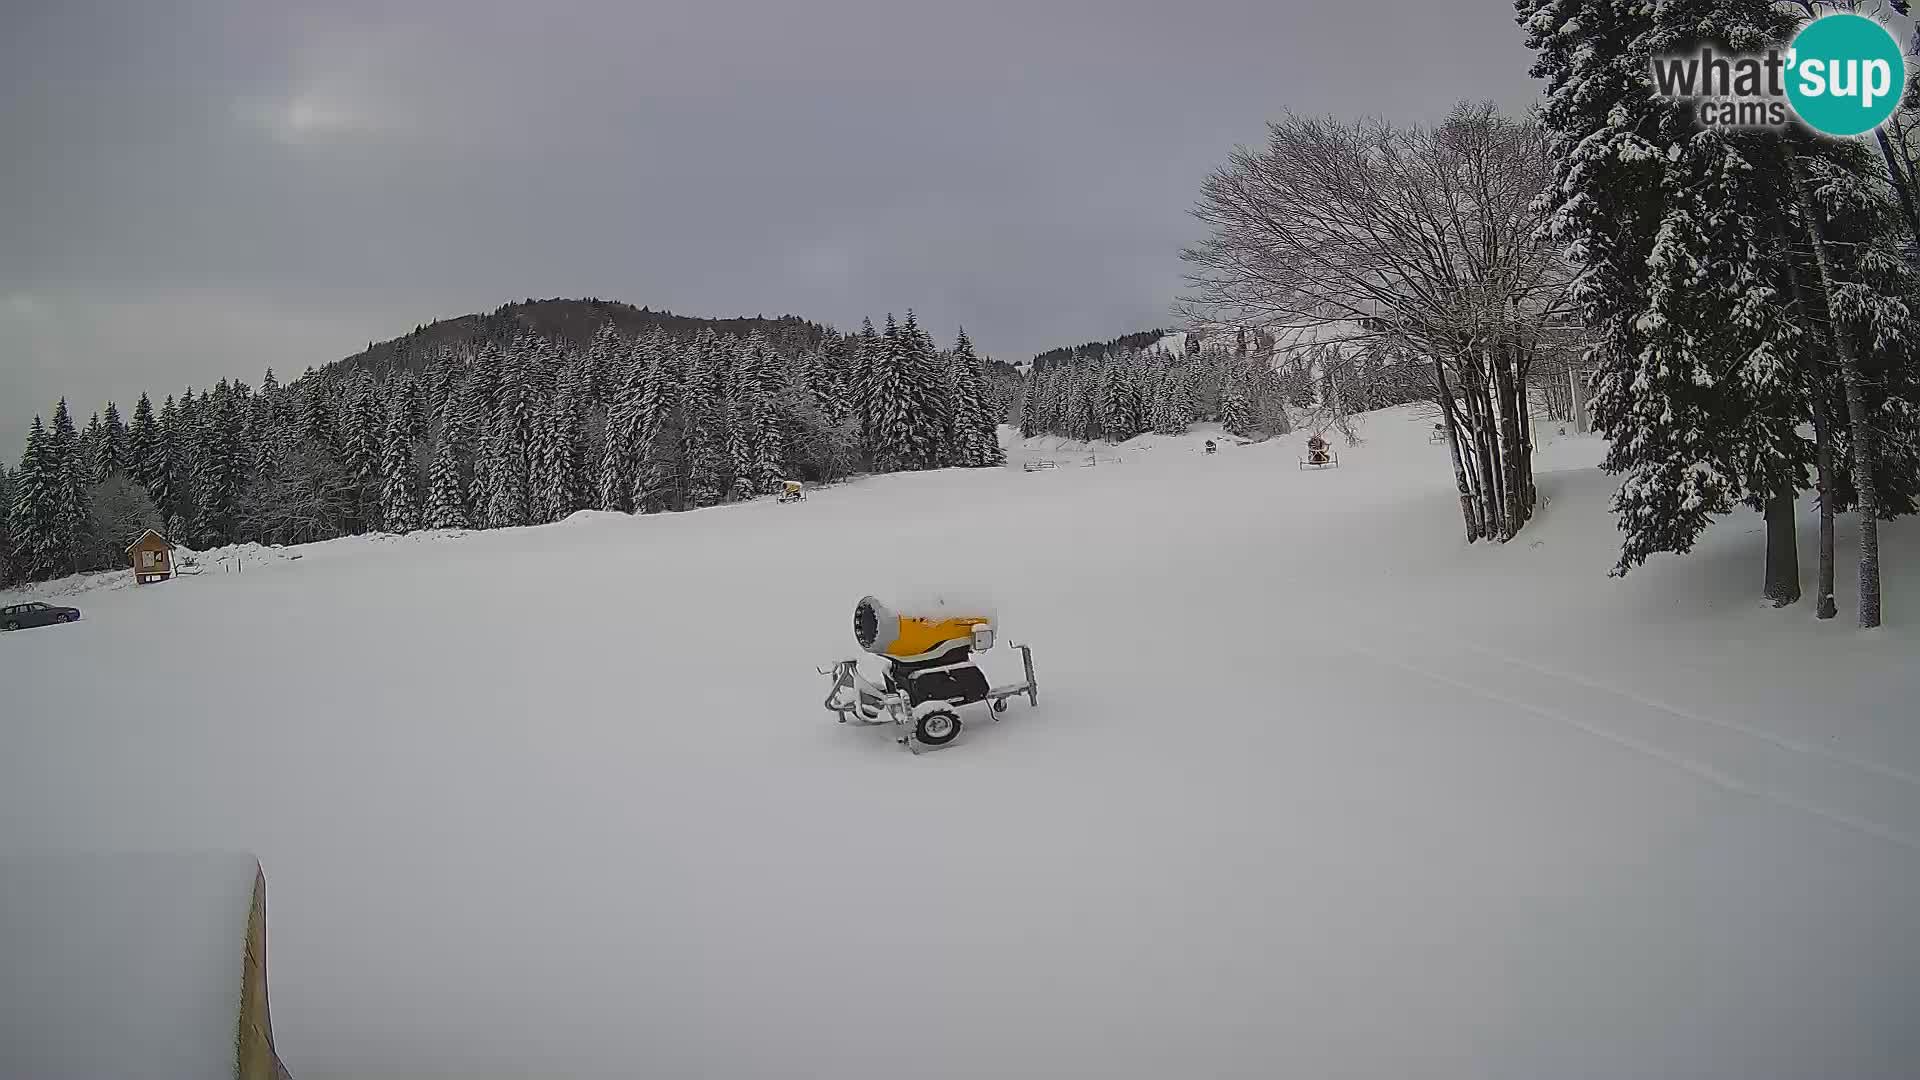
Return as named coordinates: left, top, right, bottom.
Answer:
left=1, top=0, right=1540, bottom=449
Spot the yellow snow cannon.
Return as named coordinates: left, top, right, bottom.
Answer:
left=853, top=595, right=992, bottom=661
left=821, top=594, right=1039, bottom=752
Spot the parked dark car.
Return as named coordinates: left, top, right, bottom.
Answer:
left=1, top=601, right=81, bottom=631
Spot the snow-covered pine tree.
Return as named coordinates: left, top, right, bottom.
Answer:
left=1177, top=360, right=1200, bottom=431
left=808, top=336, right=852, bottom=424
left=867, top=315, right=905, bottom=470
left=391, top=372, right=427, bottom=447
left=82, top=413, right=106, bottom=482
left=422, top=355, right=456, bottom=429
left=631, top=335, right=683, bottom=512
left=464, top=343, right=503, bottom=437
left=8, top=418, right=69, bottom=580
left=342, top=373, right=381, bottom=482
left=0, top=464, right=16, bottom=587
left=1174, top=361, right=1198, bottom=434
left=866, top=314, right=929, bottom=471
left=481, top=408, right=530, bottom=528
left=530, top=333, right=568, bottom=398
left=1042, top=363, right=1066, bottom=439
left=379, top=406, right=422, bottom=533
left=301, top=375, right=339, bottom=455
left=724, top=337, right=759, bottom=500
left=559, top=367, right=590, bottom=518
left=892, top=317, right=952, bottom=469
left=481, top=345, right=540, bottom=524
left=148, top=395, right=184, bottom=537
left=944, top=329, right=994, bottom=466
left=1150, top=366, right=1177, bottom=435
left=730, top=332, right=787, bottom=495
left=530, top=381, right=587, bottom=523
left=1063, top=355, right=1096, bottom=441
left=253, top=379, right=286, bottom=483
left=173, top=391, right=203, bottom=540
left=598, top=340, right=645, bottom=513
left=681, top=331, right=730, bottom=507
left=853, top=317, right=883, bottom=458
left=1100, top=352, right=1138, bottom=442
left=971, top=355, right=1005, bottom=467
left=1523, top=0, right=1811, bottom=580
left=338, top=370, right=385, bottom=532
left=584, top=322, right=625, bottom=409
left=909, top=315, right=950, bottom=467
left=525, top=393, right=561, bottom=521
left=425, top=409, right=472, bottom=531
left=47, top=400, right=90, bottom=573
left=190, top=385, right=246, bottom=546
left=1219, top=362, right=1254, bottom=437
left=1016, top=368, right=1042, bottom=438
left=128, top=393, right=160, bottom=495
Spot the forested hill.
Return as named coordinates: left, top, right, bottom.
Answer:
left=331, top=298, right=834, bottom=380
left=1029, top=329, right=1166, bottom=371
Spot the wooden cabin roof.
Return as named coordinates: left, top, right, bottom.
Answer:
left=125, top=529, right=175, bottom=554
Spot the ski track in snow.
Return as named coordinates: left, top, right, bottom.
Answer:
left=1454, top=639, right=1920, bottom=791
left=1336, top=639, right=1920, bottom=856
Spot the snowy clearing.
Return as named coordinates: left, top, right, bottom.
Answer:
left=3, top=408, right=1917, bottom=1079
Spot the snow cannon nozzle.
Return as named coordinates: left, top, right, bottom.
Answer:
left=853, top=594, right=996, bottom=660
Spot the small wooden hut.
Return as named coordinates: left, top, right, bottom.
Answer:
left=127, top=529, right=176, bottom=584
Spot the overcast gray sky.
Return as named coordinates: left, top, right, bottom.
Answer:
left=1, top=0, right=1539, bottom=451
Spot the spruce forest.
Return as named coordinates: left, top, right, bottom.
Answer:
left=1, top=310, right=1013, bottom=584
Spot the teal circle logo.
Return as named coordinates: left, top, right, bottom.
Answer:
left=1786, top=14, right=1905, bottom=137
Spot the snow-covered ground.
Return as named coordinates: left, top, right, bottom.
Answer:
left=0, top=853, right=262, bottom=1080
left=4, top=408, right=1917, bottom=1079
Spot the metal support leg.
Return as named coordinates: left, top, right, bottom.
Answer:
left=1018, top=644, right=1038, bottom=707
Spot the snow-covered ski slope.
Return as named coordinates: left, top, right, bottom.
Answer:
left=4, top=408, right=1918, bottom=1080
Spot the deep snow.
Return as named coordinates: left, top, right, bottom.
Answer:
left=3, top=408, right=1917, bottom=1080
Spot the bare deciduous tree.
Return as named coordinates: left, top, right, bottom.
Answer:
left=1180, top=102, right=1579, bottom=542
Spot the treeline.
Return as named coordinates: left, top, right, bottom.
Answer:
left=1029, top=329, right=1167, bottom=372
left=1018, top=345, right=1292, bottom=441
left=0, top=313, right=1009, bottom=586
left=1016, top=336, right=1434, bottom=443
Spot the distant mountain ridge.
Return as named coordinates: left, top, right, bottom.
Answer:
left=326, top=297, right=835, bottom=378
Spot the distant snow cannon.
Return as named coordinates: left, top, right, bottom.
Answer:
left=822, top=592, right=1039, bottom=752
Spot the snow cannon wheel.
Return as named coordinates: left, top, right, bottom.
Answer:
left=915, top=708, right=962, bottom=746
left=992, top=698, right=1008, bottom=714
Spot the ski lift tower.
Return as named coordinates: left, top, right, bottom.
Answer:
left=1535, top=312, right=1593, bottom=434
left=1569, top=367, right=1599, bottom=434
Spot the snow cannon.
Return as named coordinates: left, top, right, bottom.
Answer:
left=853, top=595, right=995, bottom=661
left=822, top=593, right=1039, bottom=753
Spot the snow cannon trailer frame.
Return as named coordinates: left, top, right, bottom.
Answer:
left=819, top=596, right=1039, bottom=753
